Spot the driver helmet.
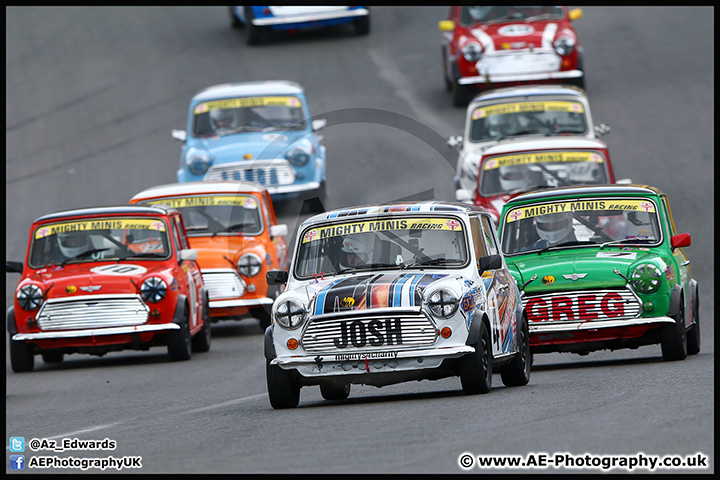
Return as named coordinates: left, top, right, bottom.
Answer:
left=487, top=114, right=519, bottom=138
left=498, top=164, right=529, bottom=191
left=568, top=161, right=601, bottom=183
left=536, top=212, right=574, bottom=245
left=210, top=109, right=236, bottom=131
left=57, top=231, right=91, bottom=258
left=340, top=234, right=374, bottom=268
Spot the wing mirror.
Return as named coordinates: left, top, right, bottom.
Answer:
left=270, top=224, right=288, bottom=238
left=455, top=189, right=473, bottom=203
left=171, top=129, right=187, bottom=142
left=671, top=233, right=691, bottom=250
left=447, top=135, right=463, bottom=149
left=179, top=249, right=198, bottom=262
left=312, top=119, right=327, bottom=131
left=6, top=261, right=23, bottom=274
left=438, top=20, right=455, bottom=31
left=267, top=270, right=288, bottom=285
left=593, top=123, right=611, bottom=137
left=478, top=254, right=502, bottom=273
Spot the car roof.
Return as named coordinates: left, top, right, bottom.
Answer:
left=303, top=201, right=486, bottom=224
left=192, top=81, right=305, bottom=102
left=482, top=137, right=607, bottom=156
left=505, top=184, right=665, bottom=205
left=34, top=204, right=176, bottom=223
left=130, top=181, right=267, bottom=201
left=471, top=85, right=587, bottom=105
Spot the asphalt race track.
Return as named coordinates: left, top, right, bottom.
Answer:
left=5, top=7, right=713, bottom=474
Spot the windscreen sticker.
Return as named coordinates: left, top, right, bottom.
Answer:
left=90, top=264, right=148, bottom=276
left=596, top=251, right=638, bottom=259
left=144, top=196, right=258, bottom=209
left=35, top=218, right=166, bottom=239
left=483, top=151, right=604, bottom=170
left=302, top=218, right=463, bottom=243
left=472, top=101, right=584, bottom=119
left=506, top=199, right=657, bottom=223
left=194, top=96, right=302, bottom=114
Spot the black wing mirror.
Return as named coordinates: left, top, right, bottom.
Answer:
left=478, top=254, right=502, bottom=273
left=266, top=270, right=289, bottom=285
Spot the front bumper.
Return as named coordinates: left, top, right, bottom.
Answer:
left=271, top=345, right=475, bottom=377
left=460, top=50, right=582, bottom=85
left=13, top=323, right=179, bottom=341
left=253, top=8, right=369, bottom=26
left=529, top=315, right=676, bottom=335
left=460, top=69, right=583, bottom=86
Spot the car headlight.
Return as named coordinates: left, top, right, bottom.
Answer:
left=17, top=284, right=43, bottom=311
left=427, top=288, right=459, bottom=318
left=274, top=298, right=306, bottom=329
left=630, top=264, right=662, bottom=294
left=287, top=146, right=311, bottom=167
left=185, top=148, right=211, bottom=176
left=237, top=253, right=262, bottom=277
left=141, top=277, right=167, bottom=303
left=462, top=41, right=483, bottom=62
left=554, top=35, right=576, bottom=56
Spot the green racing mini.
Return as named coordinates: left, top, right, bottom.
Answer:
left=498, top=184, right=699, bottom=361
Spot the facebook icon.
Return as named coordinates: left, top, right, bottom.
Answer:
left=10, top=455, right=25, bottom=470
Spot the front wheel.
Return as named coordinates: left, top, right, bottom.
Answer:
left=167, top=307, right=192, bottom=361
left=500, top=313, right=531, bottom=387
left=251, top=306, right=271, bottom=331
left=42, top=351, right=64, bottom=364
left=354, top=15, right=370, bottom=35
left=451, top=79, right=471, bottom=107
left=10, top=340, right=35, bottom=373
left=267, top=360, right=300, bottom=409
left=245, top=7, right=265, bottom=45
left=660, top=302, right=687, bottom=361
left=459, top=320, right=492, bottom=394
left=687, top=286, right=700, bottom=355
left=191, top=297, right=211, bottom=353
left=320, top=381, right=351, bottom=401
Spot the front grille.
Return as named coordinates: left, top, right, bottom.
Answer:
left=36, top=295, right=149, bottom=331
left=301, top=311, right=438, bottom=354
left=204, top=159, right=296, bottom=185
left=202, top=270, right=246, bottom=299
left=523, top=288, right=642, bottom=323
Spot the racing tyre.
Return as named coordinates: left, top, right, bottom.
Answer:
left=459, top=320, right=492, bottom=394
left=354, top=15, right=370, bottom=35
left=229, top=7, right=243, bottom=29
left=442, top=49, right=452, bottom=92
left=267, top=360, right=300, bottom=409
left=245, top=7, right=265, bottom=45
left=687, top=287, right=700, bottom=355
left=500, top=313, right=531, bottom=387
left=191, top=297, right=211, bottom=353
left=320, top=382, right=351, bottom=401
left=251, top=306, right=272, bottom=331
left=660, top=302, right=687, bottom=361
left=451, top=79, right=471, bottom=107
left=42, top=351, right=64, bottom=364
left=10, top=340, right=34, bottom=373
left=167, top=307, right=192, bottom=361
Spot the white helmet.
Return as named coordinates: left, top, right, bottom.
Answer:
left=340, top=234, right=374, bottom=267
left=498, top=164, right=529, bottom=192
left=210, top=109, right=236, bottom=131
left=57, top=231, right=90, bottom=258
left=536, top=212, right=574, bottom=245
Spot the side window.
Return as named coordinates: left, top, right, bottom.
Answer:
left=662, top=197, right=678, bottom=237
left=170, top=221, right=182, bottom=254
left=174, top=216, right=190, bottom=250
left=469, top=216, right=488, bottom=260
left=261, top=193, right=273, bottom=227
left=481, top=215, right=499, bottom=256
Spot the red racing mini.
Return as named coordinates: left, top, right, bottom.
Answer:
left=6, top=204, right=210, bottom=372
left=440, top=6, right=585, bottom=106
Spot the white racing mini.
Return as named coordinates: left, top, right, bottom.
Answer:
left=264, top=201, right=530, bottom=408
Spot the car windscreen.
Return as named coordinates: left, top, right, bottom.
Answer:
left=470, top=100, right=588, bottom=143
left=479, top=150, right=609, bottom=196
left=501, top=197, right=662, bottom=255
left=140, top=195, right=263, bottom=236
left=29, top=217, right=171, bottom=268
left=295, top=216, right=469, bottom=279
left=192, top=96, right=306, bottom=137
left=460, top=6, right=564, bottom=26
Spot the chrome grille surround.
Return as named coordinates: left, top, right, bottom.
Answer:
left=202, top=269, right=247, bottom=300
left=523, top=288, right=642, bottom=324
left=36, top=294, right=149, bottom=331
left=300, top=308, right=438, bottom=354
left=204, top=159, right=296, bottom=185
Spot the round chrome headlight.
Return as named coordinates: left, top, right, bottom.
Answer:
left=237, top=253, right=262, bottom=277
left=274, top=298, right=306, bottom=329
left=185, top=148, right=211, bottom=176
left=141, top=277, right=168, bottom=303
left=17, top=284, right=43, bottom=311
left=462, top=42, right=483, bottom=62
left=427, top=288, right=459, bottom=318
left=630, top=264, right=662, bottom=294
left=287, top=146, right=311, bottom=167
left=554, top=35, right=576, bottom=56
